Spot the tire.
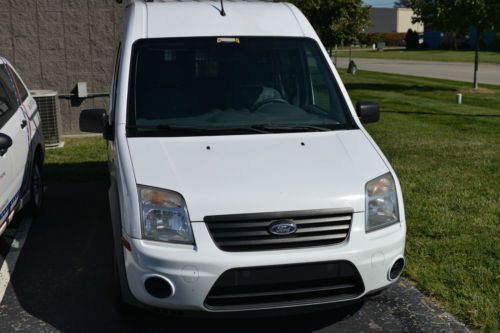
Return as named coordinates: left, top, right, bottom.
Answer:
left=28, top=157, right=44, bottom=216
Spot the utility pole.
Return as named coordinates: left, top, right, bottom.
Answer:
left=473, top=28, right=481, bottom=89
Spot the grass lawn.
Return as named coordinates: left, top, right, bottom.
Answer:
left=45, top=72, right=499, bottom=331
left=44, top=137, right=107, bottom=183
left=341, top=71, right=500, bottom=332
left=337, top=49, right=500, bottom=64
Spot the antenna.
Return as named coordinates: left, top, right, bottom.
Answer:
left=220, top=0, right=226, bottom=16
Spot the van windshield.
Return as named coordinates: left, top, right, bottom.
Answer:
left=127, top=37, right=356, bottom=136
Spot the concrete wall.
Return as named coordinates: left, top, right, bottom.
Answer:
left=0, top=0, right=125, bottom=135
left=367, top=8, right=423, bottom=34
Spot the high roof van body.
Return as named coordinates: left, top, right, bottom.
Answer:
left=82, top=0, right=406, bottom=313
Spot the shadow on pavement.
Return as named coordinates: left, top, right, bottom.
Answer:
left=7, top=182, right=363, bottom=333
left=44, top=161, right=108, bottom=184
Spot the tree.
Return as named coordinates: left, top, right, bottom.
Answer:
left=405, top=29, right=419, bottom=49
left=409, top=0, right=500, bottom=89
left=394, top=0, right=412, bottom=8
left=290, top=0, right=370, bottom=50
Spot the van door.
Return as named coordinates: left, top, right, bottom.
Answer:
left=4, top=65, right=31, bottom=188
left=0, top=67, right=19, bottom=231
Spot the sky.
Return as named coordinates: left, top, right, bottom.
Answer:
left=364, top=0, right=395, bottom=8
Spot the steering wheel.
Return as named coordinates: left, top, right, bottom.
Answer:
left=251, top=98, right=289, bottom=112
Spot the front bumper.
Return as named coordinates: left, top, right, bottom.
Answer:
left=124, top=212, right=406, bottom=312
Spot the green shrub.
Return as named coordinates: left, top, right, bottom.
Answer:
left=405, top=29, right=420, bottom=49
left=359, top=32, right=406, bottom=47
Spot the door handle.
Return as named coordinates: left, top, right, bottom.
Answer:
left=21, top=120, right=28, bottom=129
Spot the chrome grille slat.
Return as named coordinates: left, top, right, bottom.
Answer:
left=213, top=230, right=275, bottom=238
left=208, top=221, right=276, bottom=229
left=293, top=216, right=352, bottom=223
left=208, top=216, right=352, bottom=230
left=212, top=225, right=350, bottom=239
left=297, top=224, right=351, bottom=232
left=217, top=234, right=348, bottom=247
left=205, top=209, right=353, bottom=251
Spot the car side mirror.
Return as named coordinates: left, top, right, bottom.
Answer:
left=79, top=109, right=114, bottom=141
left=0, top=97, right=11, bottom=116
left=356, top=102, right=380, bottom=124
left=0, top=133, right=13, bottom=156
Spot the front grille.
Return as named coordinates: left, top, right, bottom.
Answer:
left=204, top=209, right=353, bottom=252
left=205, top=261, right=364, bottom=310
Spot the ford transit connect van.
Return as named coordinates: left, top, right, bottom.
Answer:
left=0, top=57, right=45, bottom=237
left=82, top=0, right=406, bottom=313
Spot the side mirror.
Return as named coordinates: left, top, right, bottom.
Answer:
left=0, top=133, right=13, bottom=156
left=356, top=102, right=380, bottom=124
left=0, top=97, right=11, bottom=116
left=79, top=109, right=114, bottom=141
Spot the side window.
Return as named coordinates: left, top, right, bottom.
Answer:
left=0, top=68, right=17, bottom=128
left=12, top=71, right=28, bottom=102
left=110, top=43, right=121, bottom=124
left=0, top=67, right=19, bottom=106
left=305, top=48, right=331, bottom=111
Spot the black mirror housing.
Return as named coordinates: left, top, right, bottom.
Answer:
left=0, top=133, right=13, bottom=156
left=80, top=109, right=106, bottom=133
left=79, top=109, right=114, bottom=140
left=356, top=102, right=380, bottom=124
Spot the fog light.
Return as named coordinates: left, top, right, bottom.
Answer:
left=388, top=258, right=405, bottom=281
left=144, top=276, right=173, bottom=299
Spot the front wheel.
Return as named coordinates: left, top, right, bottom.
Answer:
left=28, top=157, right=44, bottom=216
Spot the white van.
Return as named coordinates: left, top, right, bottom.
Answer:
left=82, top=0, right=406, bottom=313
left=0, top=57, right=45, bottom=237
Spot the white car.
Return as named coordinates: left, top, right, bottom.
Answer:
left=82, top=0, right=406, bottom=314
left=0, top=57, right=45, bottom=237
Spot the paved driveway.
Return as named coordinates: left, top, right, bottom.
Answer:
left=335, top=57, right=500, bottom=86
left=0, top=183, right=469, bottom=332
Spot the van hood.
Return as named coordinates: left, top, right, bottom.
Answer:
left=127, top=130, right=388, bottom=221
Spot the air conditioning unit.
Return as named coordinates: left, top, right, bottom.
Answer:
left=30, top=90, right=62, bottom=147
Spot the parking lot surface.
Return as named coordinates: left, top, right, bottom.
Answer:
left=335, top=57, right=500, bottom=86
left=0, top=183, right=469, bottom=332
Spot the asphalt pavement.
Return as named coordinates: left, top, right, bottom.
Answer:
left=0, top=182, right=470, bottom=332
left=335, top=57, right=500, bottom=86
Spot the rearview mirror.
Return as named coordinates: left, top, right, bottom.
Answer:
left=0, top=133, right=13, bottom=156
left=356, top=102, right=380, bottom=124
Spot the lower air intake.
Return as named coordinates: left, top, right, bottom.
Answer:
left=205, top=261, right=364, bottom=311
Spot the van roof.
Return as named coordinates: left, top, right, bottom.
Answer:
left=128, top=1, right=312, bottom=39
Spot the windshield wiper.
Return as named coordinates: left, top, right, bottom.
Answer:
left=127, top=124, right=270, bottom=135
left=252, top=124, right=334, bottom=133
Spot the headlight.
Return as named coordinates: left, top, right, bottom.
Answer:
left=365, top=173, right=400, bottom=232
left=138, top=186, right=194, bottom=244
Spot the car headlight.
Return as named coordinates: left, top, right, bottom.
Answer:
left=138, top=186, right=194, bottom=244
left=365, top=173, right=400, bottom=232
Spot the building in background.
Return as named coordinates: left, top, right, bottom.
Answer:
left=366, top=8, right=424, bottom=34
left=424, top=29, right=498, bottom=49
left=0, top=0, right=124, bottom=135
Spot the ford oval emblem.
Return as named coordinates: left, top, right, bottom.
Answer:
left=269, top=220, right=298, bottom=236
